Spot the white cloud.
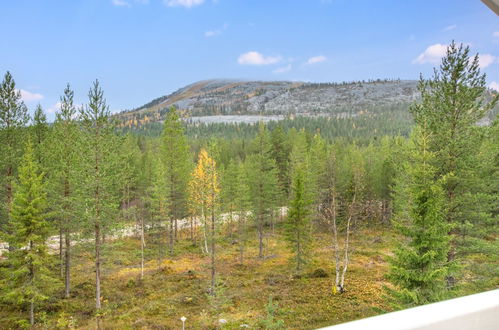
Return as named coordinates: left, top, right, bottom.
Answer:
left=273, top=64, right=292, bottom=74
left=111, top=0, right=130, bottom=6
left=412, top=43, right=448, bottom=64
left=47, top=102, right=86, bottom=115
left=47, top=102, right=62, bottom=115
left=165, top=0, right=204, bottom=8
left=112, top=0, right=149, bottom=7
left=205, top=30, right=220, bottom=37
left=306, top=55, right=327, bottom=65
left=238, top=51, right=282, bottom=66
left=493, top=31, right=499, bottom=37
left=490, top=81, right=499, bottom=92
left=443, top=24, right=457, bottom=31
left=478, top=54, right=497, bottom=69
left=17, top=89, right=43, bottom=103
left=205, top=23, right=228, bottom=37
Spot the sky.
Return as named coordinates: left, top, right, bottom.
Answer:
left=0, top=0, right=498, bottom=120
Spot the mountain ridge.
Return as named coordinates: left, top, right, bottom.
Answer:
left=116, top=79, right=420, bottom=126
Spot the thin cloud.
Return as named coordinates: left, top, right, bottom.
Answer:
left=47, top=102, right=62, bottom=115
left=238, top=51, right=282, bottom=66
left=306, top=55, right=327, bottom=65
left=478, top=54, right=497, bottom=69
left=443, top=24, right=457, bottom=31
left=412, top=43, right=448, bottom=64
left=111, top=0, right=149, bottom=7
left=273, top=64, right=292, bottom=74
left=490, top=81, right=499, bottom=92
left=111, top=0, right=131, bottom=6
left=18, top=89, right=44, bottom=103
left=205, top=23, right=228, bottom=37
left=165, top=0, right=204, bottom=8
left=493, top=31, right=499, bottom=37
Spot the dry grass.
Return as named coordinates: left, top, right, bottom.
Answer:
left=1, top=221, right=493, bottom=329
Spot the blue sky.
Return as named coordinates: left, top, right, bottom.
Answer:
left=0, top=0, right=498, bottom=119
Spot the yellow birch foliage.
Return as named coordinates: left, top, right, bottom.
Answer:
left=188, top=149, right=219, bottom=217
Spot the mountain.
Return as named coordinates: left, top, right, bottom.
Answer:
left=116, top=79, right=420, bottom=126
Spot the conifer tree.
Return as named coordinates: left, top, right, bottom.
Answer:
left=235, top=161, right=251, bottom=264
left=285, top=129, right=313, bottom=272
left=410, top=42, right=498, bottom=277
left=246, top=123, right=279, bottom=258
left=0, top=71, right=30, bottom=238
left=161, top=107, right=191, bottom=254
left=270, top=124, right=291, bottom=198
left=388, top=128, right=450, bottom=306
left=79, top=80, right=121, bottom=313
left=31, top=104, right=48, bottom=166
left=0, top=141, right=57, bottom=326
left=285, top=166, right=312, bottom=273
left=221, top=158, right=239, bottom=236
left=149, top=155, right=170, bottom=267
left=308, top=133, right=328, bottom=218
left=48, top=84, right=81, bottom=297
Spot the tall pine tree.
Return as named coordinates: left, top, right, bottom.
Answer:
left=161, top=106, right=191, bottom=254
left=79, top=80, right=122, bottom=313
left=48, top=84, right=81, bottom=297
left=409, top=42, right=498, bottom=282
left=246, top=123, right=279, bottom=258
left=0, top=141, right=58, bottom=326
left=388, top=128, right=450, bottom=306
left=0, top=71, right=30, bottom=240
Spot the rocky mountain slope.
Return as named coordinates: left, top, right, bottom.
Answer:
left=116, top=79, right=419, bottom=125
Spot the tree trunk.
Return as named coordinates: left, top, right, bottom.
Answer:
left=174, top=218, right=178, bottom=241
left=331, top=194, right=341, bottom=293
left=64, top=229, right=71, bottom=298
left=340, top=193, right=356, bottom=291
left=210, top=206, right=216, bottom=296
left=239, top=213, right=244, bottom=264
left=59, top=227, right=64, bottom=278
left=29, top=240, right=35, bottom=325
left=169, top=217, right=174, bottom=255
left=258, top=216, right=264, bottom=258
left=296, top=229, right=301, bottom=272
left=202, top=207, right=209, bottom=254
left=30, top=300, right=34, bottom=326
left=95, top=222, right=101, bottom=310
left=190, top=216, right=194, bottom=242
left=140, top=215, right=145, bottom=280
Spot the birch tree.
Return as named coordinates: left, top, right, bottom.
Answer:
left=190, top=149, right=219, bottom=294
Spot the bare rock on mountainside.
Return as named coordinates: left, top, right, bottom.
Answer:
left=115, top=79, right=498, bottom=127
left=116, top=79, right=419, bottom=122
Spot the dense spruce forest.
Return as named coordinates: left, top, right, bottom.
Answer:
left=0, top=43, right=498, bottom=329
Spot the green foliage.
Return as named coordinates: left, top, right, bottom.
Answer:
left=387, top=129, right=451, bottom=306
left=0, top=71, right=30, bottom=235
left=409, top=42, right=499, bottom=283
left=79, top=80, right=123, bottom=233
left=161, top=106, right=192, bottom=222
left=246, top=123, right=279, bottom=257
left=0, top=141, right=59, bottom=324
left=270, top=124, right=291, bottom=198
left=285, top=166, right=313, bottom=272
left=260, top=296, right=284, bottom=329
left=284, top=129, right=314, bottom=272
